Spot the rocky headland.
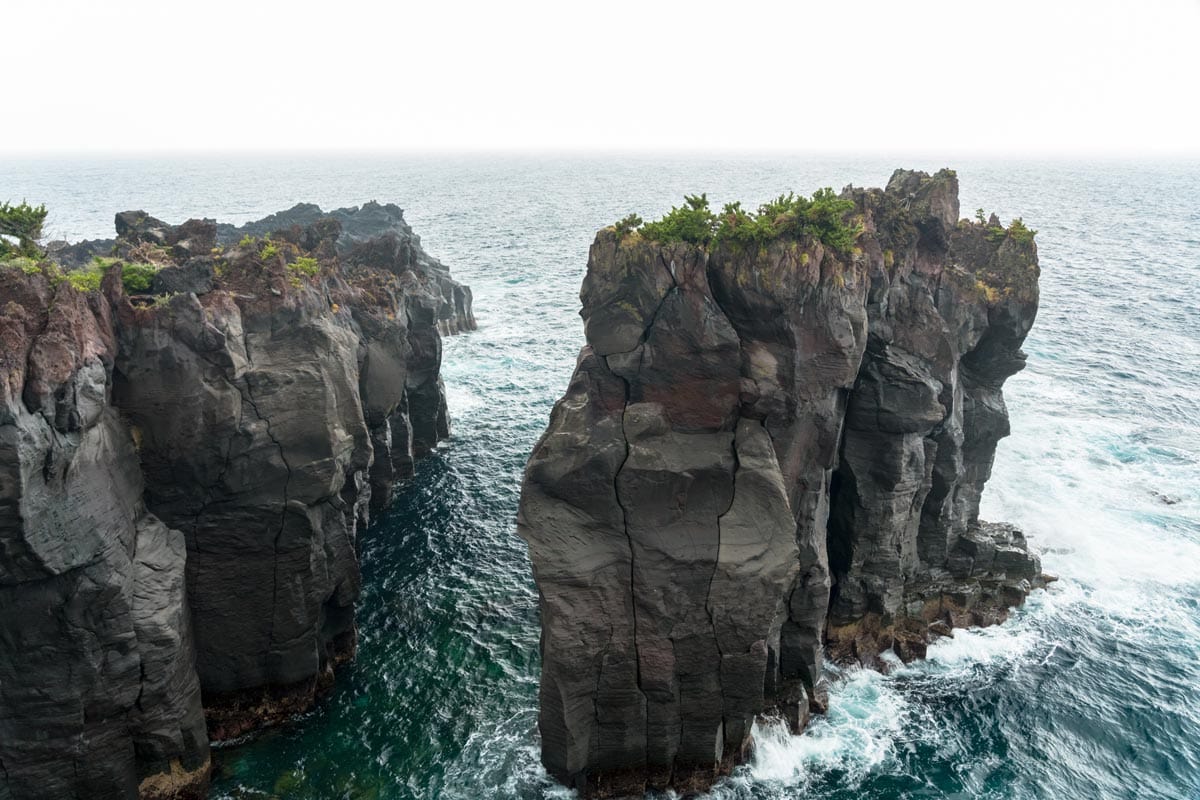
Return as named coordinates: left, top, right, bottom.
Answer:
left=0, top=203, right=473, bottom=799
left=517, top=169, right=1050, bottom=797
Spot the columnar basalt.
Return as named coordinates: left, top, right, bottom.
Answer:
left=1, top=203, right=472, bottom=799
left=518, top=169, right=1047, bottom=796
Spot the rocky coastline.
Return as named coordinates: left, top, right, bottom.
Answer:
left=0, top=203, right=473, bottom=799
left=518, top=169, right=1051, bottom=797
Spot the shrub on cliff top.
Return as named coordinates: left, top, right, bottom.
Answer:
left=66, top=267, right=104, bottom=292
left=0, top=200, right=48, bottom=257
left=0, top=256, right=43, bottom=276
left=613, top=213, right=643, bottom=239
left=977, top=211, right=1037, bottom=247
left=635, top=189, right=861, bottom=253
left=1007, top=217, right=1037, bottom=245
left=639, top=194, right=717, bottom=246
left=121, top=262, right=159, bottom=293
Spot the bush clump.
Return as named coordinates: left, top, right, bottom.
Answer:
left=0, top=256, right=43, bottom=276
left=978, top=210, right=1037, bottom=246
left=66, top=267, right=104, bottom=292
left=639, top=194, right=717, bottom=246
left=634, top=188, right=861, bottom=253
left=0, top=200, right=48, bottom=258
left=121, top=263, right=159, bottom=293
left=289, top=256, right=319, bottom=277
left=612, top=213, right=643, bottom=239
left=1007, top=217, right=1037, bottom=245
left=260, top=238, right=280, bottom=261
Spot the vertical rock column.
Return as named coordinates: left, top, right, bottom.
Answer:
left=707, top=239, right=869, bottom=715
left=520, top=231, right=857, bottom=795
left=826, top=169, right=1044, bottom=664
left=0, top=273, right=209, bottom=800
left=112, top=287, right=373, bottom=740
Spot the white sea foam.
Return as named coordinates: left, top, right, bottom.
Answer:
left=735, top=669, right=907, bottom=792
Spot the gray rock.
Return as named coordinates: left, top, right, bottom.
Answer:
left=149, top=258, right=215, bottom=296
left=215, top=201, right=475, bottom=334
left=1, top=199, right=472, bottom=795
left=519, top=169, right=1044, bottom=796
left=0, top=273, right=209, bottom=800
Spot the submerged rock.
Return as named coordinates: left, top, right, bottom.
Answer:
left=518, top=169, right=1046, bottom=796
left=0, top=202, right=473, bottom=798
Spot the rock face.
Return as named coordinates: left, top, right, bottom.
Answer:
left=1, top=203, right=472, bottom=798
left=0, top=271, right=209, bottom=799
left=518, top=169, right=1045, bottom=796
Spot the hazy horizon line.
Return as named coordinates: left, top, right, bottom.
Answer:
left=3, top=146, right=1199, bottom=163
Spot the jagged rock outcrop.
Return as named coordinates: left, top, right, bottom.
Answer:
left=214, top=202, right=475, bottom=335
left=0, top=271, right=209, bottom=799
left=518, top=169, right=1046, bottom=796
left=49, top=203, right=475, bottom=337
left=1, top=202, right=473, bottom=799
left=825, top=171, right=1045, bottom=664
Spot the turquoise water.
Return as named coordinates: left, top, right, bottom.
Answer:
left=3, top=155, right=1198, bottom=799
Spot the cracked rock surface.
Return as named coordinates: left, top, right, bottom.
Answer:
left=1, top=203, right=472, bottom=799
left=518, top=169, right=1047, bottom=796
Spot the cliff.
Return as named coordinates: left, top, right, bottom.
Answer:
left=517, top=169, right=1048, bottom=796
left=0, top=204, right=473, bottom=799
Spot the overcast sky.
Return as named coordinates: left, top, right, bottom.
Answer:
left=4, top=0, right=1198, bottom=155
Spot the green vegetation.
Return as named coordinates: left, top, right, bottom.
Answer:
left=66, top=267, right=104, bottom=292
left=1, top=256, right=43, bottom=276
left=1007, top=217, right=1037, bottom=245
left=745, top=189, right=860, bottom=252
left=239, top=234, right=257, bottom=248
left=634, top=188, right=862, bottom=253
left=260, top=238, right=279, bottom=261
left=715, top=201, right=775, bottom=246
left=639, top=194, right=717, bottom=246
left=976, top=209, right=1037, bottom=247
left=121, top=263, right=159, bottom=293
left=289, top=256, right=319, bottom=277
left=612, top=213, right=643, bottom=239
left=0, top=200, right=48, bottom=257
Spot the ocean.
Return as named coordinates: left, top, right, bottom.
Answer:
left=2, top=154, right=1197, bottom=800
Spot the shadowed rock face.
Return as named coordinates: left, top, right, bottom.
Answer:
left=1, top=204, right=472, bottom=798
left=0, top=272, right=209, bottom=799
left=518, top=169, right=1045, bottom=797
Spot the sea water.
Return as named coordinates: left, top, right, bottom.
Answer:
left=2, top=154, right=1197, bottom=800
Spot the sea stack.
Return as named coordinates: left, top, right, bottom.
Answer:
left=0, top=203, right=472, bottom=799
left=517, top=169, right=1047, bottom=796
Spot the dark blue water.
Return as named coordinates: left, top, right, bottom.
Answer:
left=3, top=155, right=1198, bottom=799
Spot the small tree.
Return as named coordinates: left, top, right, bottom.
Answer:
left=0, top=201, right=48, bottom=257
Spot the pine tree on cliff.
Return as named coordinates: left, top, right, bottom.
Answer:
left=0, top=200, right=48, bottom=257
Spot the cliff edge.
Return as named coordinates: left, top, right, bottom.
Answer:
left=0, top=204, right=473, bottom=799
left=517, top=169, right=1048, bottom=796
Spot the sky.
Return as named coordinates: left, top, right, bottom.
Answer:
left=3, top=0, right=1198, bottom=156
